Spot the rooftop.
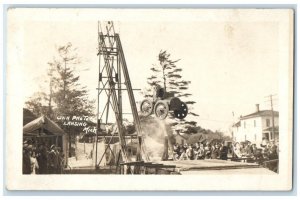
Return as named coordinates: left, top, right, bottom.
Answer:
left=233, top=121, right=241, bottom=127
left=233, top=110, right=279, bottom=127
left=240, top=110, right=279, bottom=120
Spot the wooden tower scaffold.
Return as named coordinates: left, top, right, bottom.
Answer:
left=95, top=21, right=149, bottom=170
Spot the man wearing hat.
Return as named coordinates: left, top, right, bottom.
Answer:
left=269, top=140, right=278, bottom=160
left=36, top=143, right=48, bottom=174
left=48, top=144, right=58, bottom=174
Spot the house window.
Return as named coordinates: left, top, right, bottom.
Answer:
left=254, top=134, right=257, bottom=141
left=244, top=135, right=247, bottom=140
left=244, top=121, right=246, bottom=128
left=254, top=120, right=256, bottom=127
left=266, top=119, right=270, bottom=127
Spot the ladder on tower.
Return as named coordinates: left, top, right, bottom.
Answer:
left=95, top=21, right=149, bottom=171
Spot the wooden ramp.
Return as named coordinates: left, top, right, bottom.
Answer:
left=180, top=167, right=276, bottom=175
left=157, top=159, right=261, bottom=171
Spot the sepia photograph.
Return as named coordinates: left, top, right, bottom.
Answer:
left=6, top=8, right=294, bottom=190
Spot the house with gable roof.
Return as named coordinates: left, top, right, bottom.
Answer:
left=232, top=104, right=279, bottom=144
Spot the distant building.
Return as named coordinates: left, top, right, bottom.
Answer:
left=232, top=104, right=279, bottom=144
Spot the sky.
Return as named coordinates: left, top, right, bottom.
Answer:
left=13, top=9, right=281, bottom=132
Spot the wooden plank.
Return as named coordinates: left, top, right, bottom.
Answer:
left=159, top=165, right=176, bottom=168
left=143, top=164, right=164, bottom=167
left=120, top=161, right=144, bottom=166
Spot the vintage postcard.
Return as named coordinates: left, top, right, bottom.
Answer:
left=6, top=8, right=294, bottom=190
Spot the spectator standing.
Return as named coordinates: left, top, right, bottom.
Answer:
left=220, top=142, right=229, bottom=160
left=48, top=145, right=58, bottom=174
left=23, top=144, right=31, bottom=174
left=211, top=143, right=220, bottom=159
left=251, top=144, right=257, bottom=158
left=194, top=143, right=203, bottom=160
left=262, top=145, right=270, bottom=160
left=261, top=137, right=269, bottom=148
left=276, top=139, right=279, bottom=157
left=268, top=140, right=278, bottom=160
left=179, top=144, right=189, bottom=160
left=240, top=142, right=246, bottom=157
left=178, top=144, right=184, bottom=156
left=197, top=143, right=205, bottom=160
left=186, top=145, right=195, bottom=160
left=204, top=144, right=212, bottom=159
left=173, top=143, right=180, bottom=160
left=244, top=142, right=252, bottom=157
left=30, top=150, right=39, bottom=175
left=56, top=147, right=63, bottom=174
left=233, top=142, right=242, bottom=158
left=36, top=143, right=48, bottom=174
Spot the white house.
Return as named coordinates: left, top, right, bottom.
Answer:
left=232, top=104, right=279, bottom=144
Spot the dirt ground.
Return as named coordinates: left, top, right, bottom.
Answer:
left=68, top=141, right=108, bottom=169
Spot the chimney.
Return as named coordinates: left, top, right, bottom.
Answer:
left=256, top=104, right=260, bottom=112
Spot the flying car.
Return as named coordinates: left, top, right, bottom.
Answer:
left=140, top=85, right=188, bottom=120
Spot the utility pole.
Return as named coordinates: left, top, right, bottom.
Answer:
left=270, top=95, right=275, bottom=140
left=268, top=95, right=276, bottom=140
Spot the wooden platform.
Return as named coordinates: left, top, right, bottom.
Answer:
left=180, top=167, right=276, bottom=175
left=156, top=159, right=260, bottom=171
left=64, top=159, right=275, bottom=174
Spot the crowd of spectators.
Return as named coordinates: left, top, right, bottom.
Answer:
left=173, top=141, right=230, bottom=161
left=22, top=140, right=65, bottom=175
left=232, top=138, right=279, bottom=163
left=173, top=138, right=279, bottom=163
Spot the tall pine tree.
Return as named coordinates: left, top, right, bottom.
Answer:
left=26, top=42, right=95, bottom=119
left=47, top=43, right=95, bottom=119
left=143, top=50, right=199, bottom=135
